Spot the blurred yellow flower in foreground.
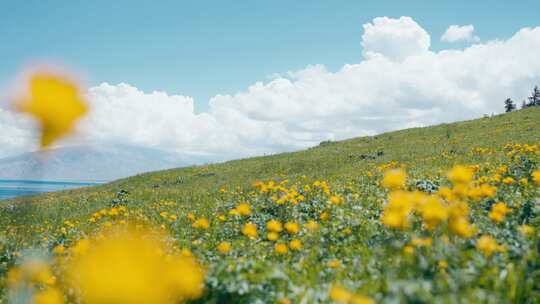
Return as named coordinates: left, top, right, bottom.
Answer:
left=488, top=202, right=511, bottom=223
left=33, top=288, right=64, bottom=304
left=476, top=235, right=505, bottom=257
left=242, top=222, right=258, bottom=238
left=519, top=224, right=534, bottom=236
left=329, top=285, right=374, bottom=304
left=235, top=202, right=252, bottom=216
left=447, top=165, right=474, bottom=185
left=7, top=257, right=55, bottom=287
left=15, top=72, right=88, bottom=147
left=533, top=170, right=540, bottom=185
left=284, top=222, right=300, bottom=234
left=381, top=169, right=406, bottom=190
left=275, top=243, right=288, bottom=254
left=289, top=239, right=302, bottom=250
left=267, top=219, right=283, bottom=232
left=66, top=227, right=204, bottom=303
left=217, top=241, right=231, bottom=254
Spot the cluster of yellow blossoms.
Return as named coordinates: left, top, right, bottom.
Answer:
left=329, top=285, right=374, bottom=304
left=253, top=180, right=306, bottom=204
left=380, top=162, right=540, bottom=261
left=8, top=227, right=205, bottom=304
left=476, top=235, right=506, bottom=257
left=380, top=165, right=499, bottom=238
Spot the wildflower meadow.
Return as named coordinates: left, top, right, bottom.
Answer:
left=0, top=106, right=538, bottom=303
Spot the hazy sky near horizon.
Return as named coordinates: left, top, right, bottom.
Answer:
left=1, top=1, right=540, bottom=162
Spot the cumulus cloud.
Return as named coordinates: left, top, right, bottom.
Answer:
left=362, top=16, right=430, bottom=61
left=441, top=24, right=480, bottom=43
left=1, top=17, right=540, bottom=163
left=0, top=109, right=37, bottom=157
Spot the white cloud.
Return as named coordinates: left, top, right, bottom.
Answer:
left=441, top=24, right=480, bottom=43
left=0, top=109, right=37, bottom=157
left=362, top=16, right=431, bottom=61
left=1, top=17, right=540, bottom=163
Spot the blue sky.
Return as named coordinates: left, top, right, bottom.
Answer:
left=2, top=0, right=539, bottom=112
left=2, top=1, right=540, bottom=162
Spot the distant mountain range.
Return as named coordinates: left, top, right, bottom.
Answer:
left=0, top=145, right=187, bottom=181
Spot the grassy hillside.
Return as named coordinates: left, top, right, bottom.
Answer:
left=1, top=107, right=539, bottom=303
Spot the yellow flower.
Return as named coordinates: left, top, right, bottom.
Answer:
left=502, top=177, right=515, bottom=185
left=266, top=220, right=283, bottom=232
left=320, top=211, right=330, bottom=221
left=66, top=228, right=204, bottom=304
left=518, top=224, right=534, bottom=236
left=6, top=268, right=22, bottom=287
left=235, top=203, right=252, bottom=216
left=418, top=196, right=448, bottom=230
left=447, top=165, right=473, bottom=185
left=449, top=216, right=475, bottom=238
left=33, top=288, right=64, bottom=304
left=275, top=243, right=288, bottom=254
left=181, top=248, right=193, bottom=257
left=411, top=237, right=432, bottom=247
left=330, top=195, right=342, bottom=205
left=14, top=72, right=88, bottom=147
left=109, top=208, right=119, bottom=216
left=166, top=257, right=205, bottom=301
left=437, top=186, right=454, bottom=201
left=217, top=241, right=231, bottom=254
left=448, top=201, right=470, bottom=218
left=488, top=202, right=511, bottom=223
left=304, top=220, right=320, bottom=231
left=350, top=295, right=375, bottom=304
left=497, top=165, right=508, bottom=174
left=71, top=239, right=91, bottom=255
left=7, top=258, right=55, bottom=289
left=466, top=186, right=483, bottom=201
left=480, top=184, right=497, bottom=198
left=380, top=191, right=414, bottom=229
left=329, top=285, right=374, bottom=304
left=451, top=184, right=468, bottom=200
left=242, top=222, right=258, bottom=239
left=192, top=218, right=210, bottom=229
left=327, top=259, right=341, bottom=268
left=267, top=232, right=279, bottom=241
left=403, top=245, right=414, bottom=255
left=381, top=169, right=407, bottom=190
left=52, top=244, right=65, bottom=255
left=284, top=222, right=300, bottom=234
left=476, top=235, right=504, bottom=257
left=329, top=285, right=352, bottom=302
left=289, top=239, right=302, bottom=250
left=532, top=170, right=540, bottom=185
left=438, top=260, right=448, bottom=270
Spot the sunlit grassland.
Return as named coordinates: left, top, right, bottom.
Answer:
left=5, top=108, right=538, bottom=227
left=1, top=107, right=539, bottom=303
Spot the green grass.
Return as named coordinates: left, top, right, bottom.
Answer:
left=1, top=107, right=539, bottom=303
left=4, top=108, right=538, bottom=223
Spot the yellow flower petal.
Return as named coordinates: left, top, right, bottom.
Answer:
left=16, top=73, right=88, bottom=147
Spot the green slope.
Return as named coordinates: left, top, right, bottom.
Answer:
left=1, top=107, right=539, bottom=303
left=4, top=108, right=538, bottom=222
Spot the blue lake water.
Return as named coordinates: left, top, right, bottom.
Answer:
left=0, top=179, right=99, bottom=200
